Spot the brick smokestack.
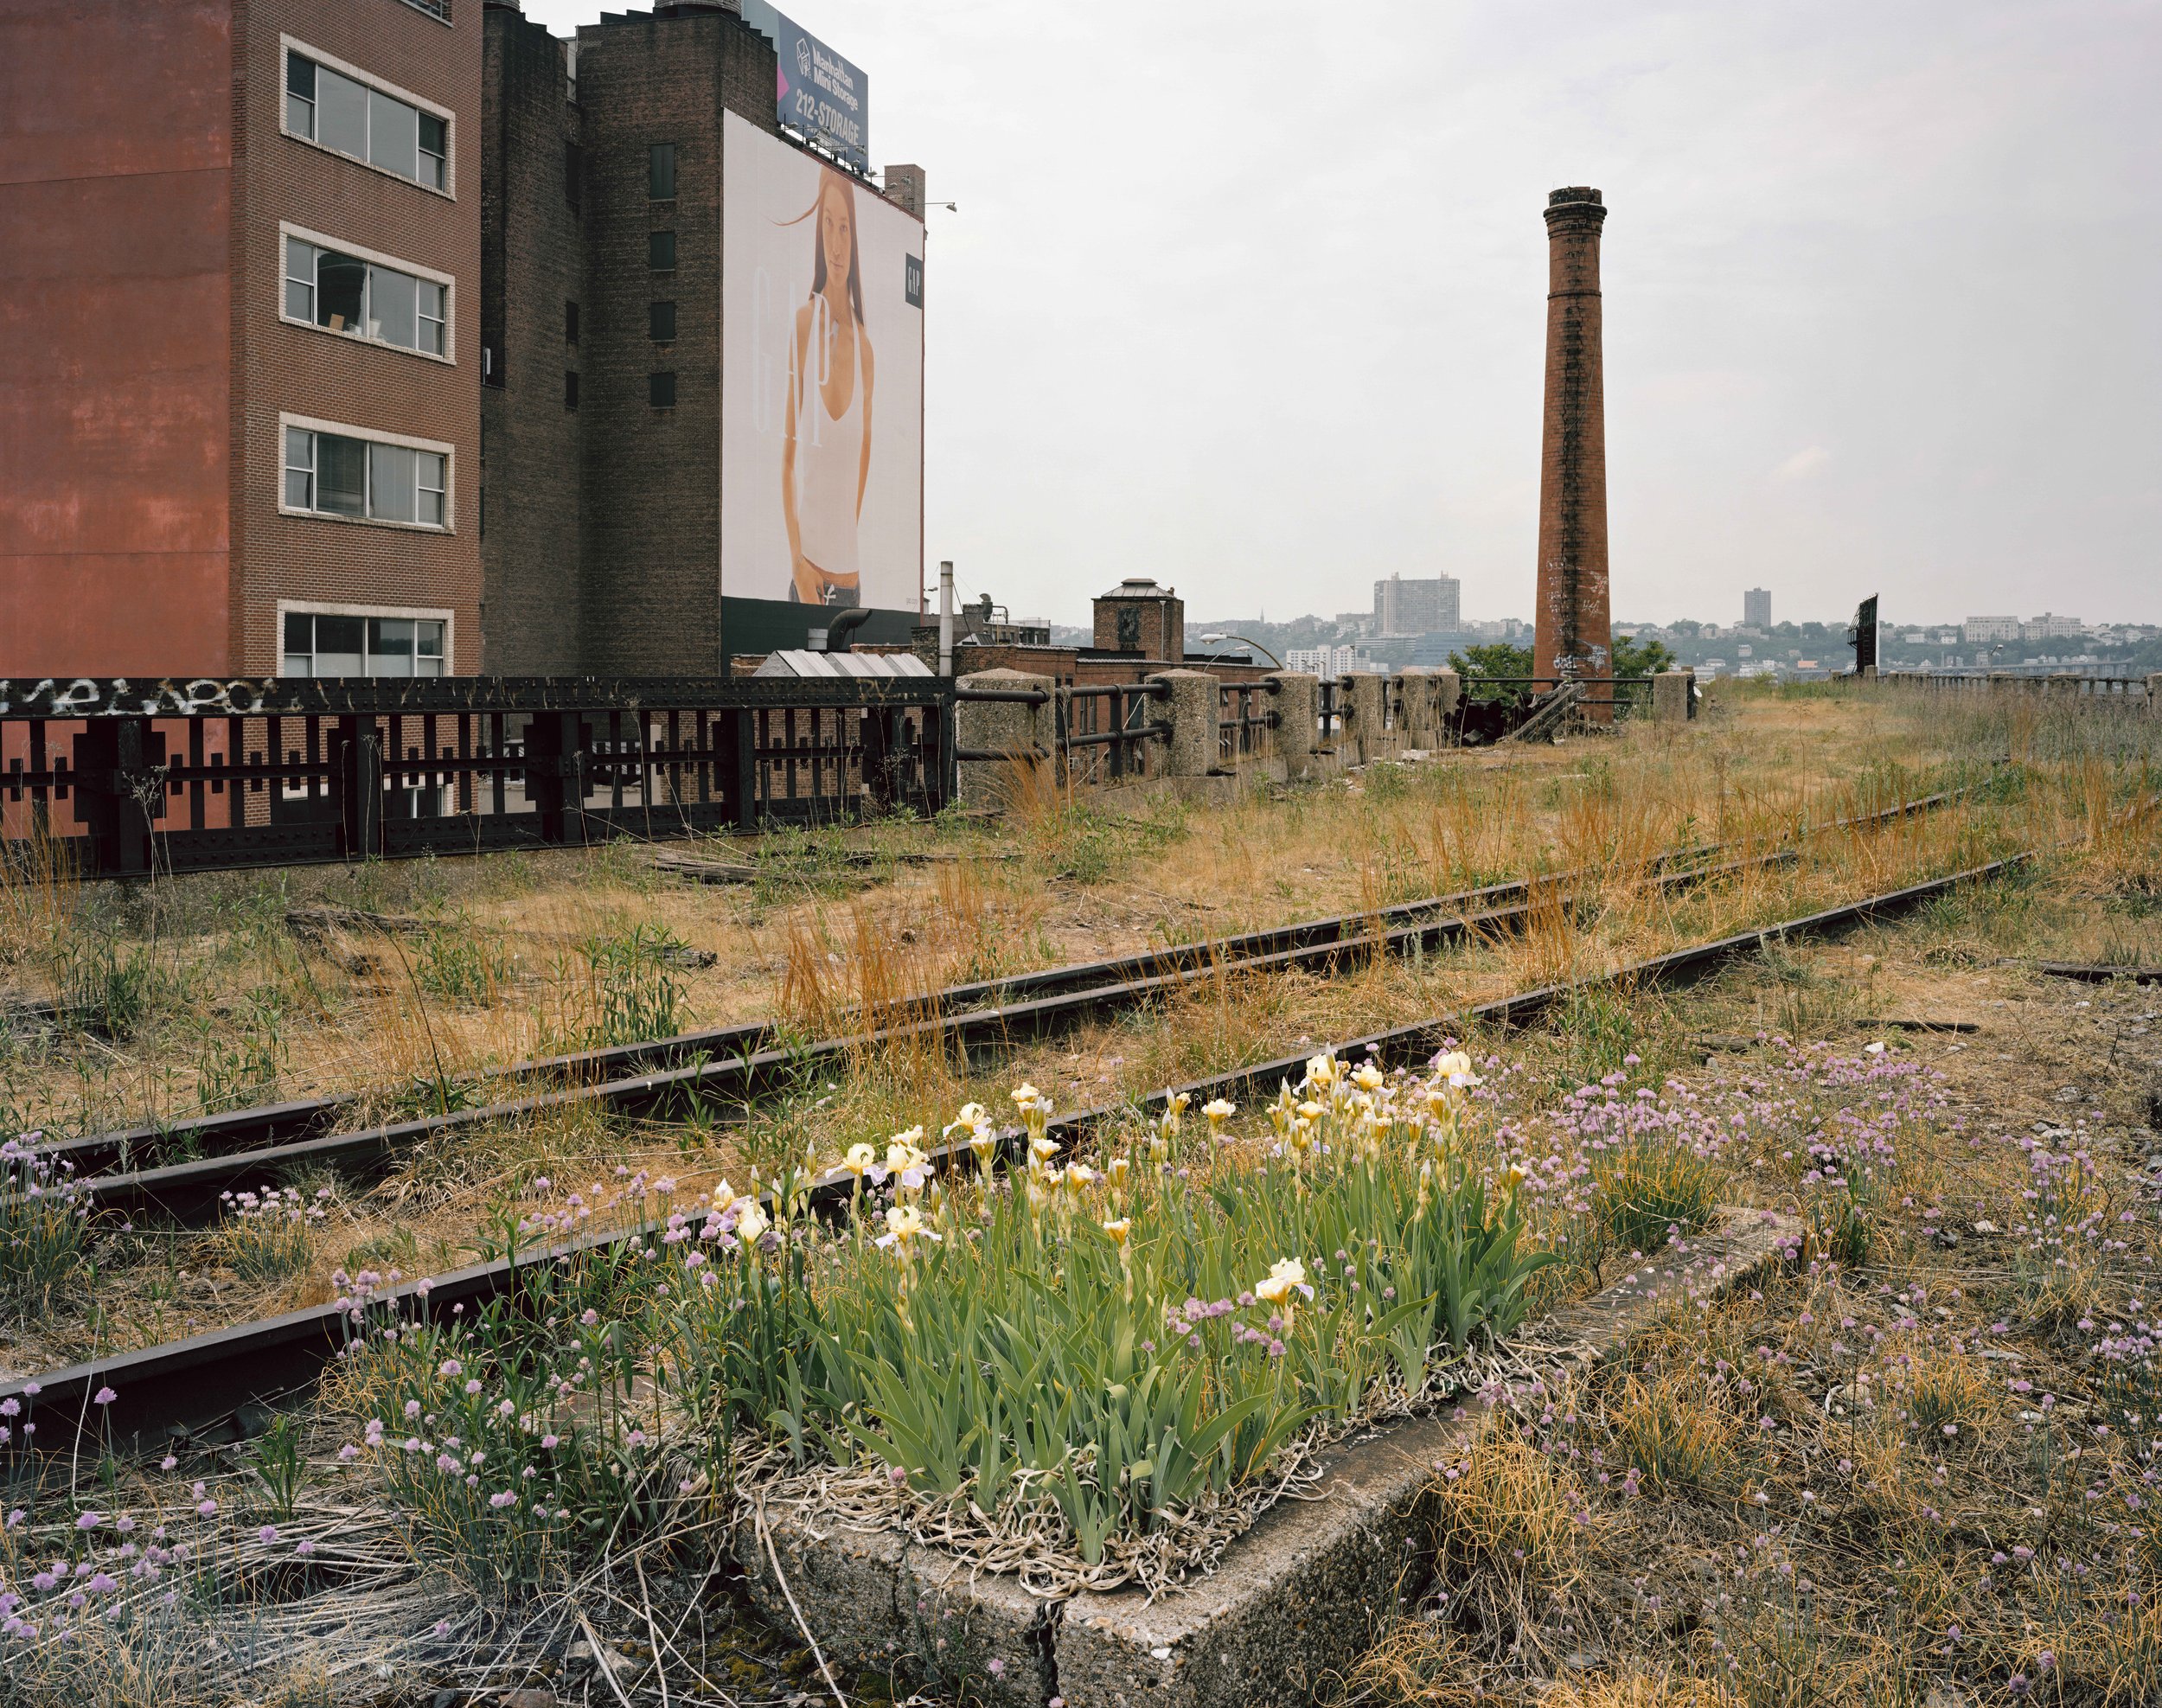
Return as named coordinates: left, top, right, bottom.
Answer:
left=1533, top=186, right=1612, bottom=720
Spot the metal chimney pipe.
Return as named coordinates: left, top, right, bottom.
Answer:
left=937, top=560, right=955, bottom=676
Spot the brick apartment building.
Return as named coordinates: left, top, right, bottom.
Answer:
left=1, top=0, right=924, bottom=679
left=2, top=0, right=482, bottom=676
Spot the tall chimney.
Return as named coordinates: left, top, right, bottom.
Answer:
left=1533, top=186, right=1612, bottom=720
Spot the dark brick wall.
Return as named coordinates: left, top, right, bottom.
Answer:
left=1532, top=187, right=1611, bottom=705
left=479, top=3, right=583, bottom=673
left=566, top=7, right=776, bottom=675
left=233, top=0, right=484, bottom=674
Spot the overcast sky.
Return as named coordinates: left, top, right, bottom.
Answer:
left=524, top=1, right=2161, bottom=630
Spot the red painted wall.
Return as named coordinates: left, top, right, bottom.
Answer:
left=0, top=0, right=234, bottom=675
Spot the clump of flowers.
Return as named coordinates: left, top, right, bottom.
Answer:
left=1, top=1135, right=92, bottom=1317
left=218, top=1185, right=329, bottom=1283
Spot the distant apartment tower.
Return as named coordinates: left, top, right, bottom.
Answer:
left=1743, top=587, right=1771, bottom=629
left=2, top=0, right=483, bottom=675
left=2023, top=612, right=2085, bottom=642
left=1373, top=573, right=1462, bottom=636
left=1963, top=615, right=2021, bottom=644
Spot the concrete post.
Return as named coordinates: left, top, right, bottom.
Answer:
left=1430, top=668, right=1462, bottom=745
left=1147, top=669, right=1220, bottom=777
left=2147, top=674, right=2162, bottom=716
left=1653, top=669, right=1691, bottom=725
left=1268, top=672, right=1320, bottom=781
left=1394, top=668, right=1439, bottom=746
left=955, top=668, right=1053, bottom=809
left=1341, top=671, right=1387, bottom=764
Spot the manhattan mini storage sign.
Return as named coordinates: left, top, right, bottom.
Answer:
left=741, top=3, right=868, bottom=175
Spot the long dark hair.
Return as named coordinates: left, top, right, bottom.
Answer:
left=809, top=172, right=863, bottom=323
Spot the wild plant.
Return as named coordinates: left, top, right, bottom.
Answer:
left=325, top=1055, right=1559, bottom=1587
left=416, top=923, right=514, bottom=1003
left=217, top=1186, right=327, bottom=1283
left=190, top=993, right=286, bottom=1114
left=0, top=1134, right=91, bottom=1319
left=565, top=923, right=686, bottom=1047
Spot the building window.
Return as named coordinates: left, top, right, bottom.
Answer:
left=285, top=49, right=449, bottom=191
left=649, top=142, right=676, bottom=199
left=649, top=300, right=676, bottom=342
left=283, top=610, right=446, bottom=678
left=565, top=141, right=582, bottom=210
left=649, top=371, right=676, bottom=408
left=283, top=424, right=449, bottom=528
left=285, top=234, right=447, bottom=355
left=565, top=369, right=579, bottom=409
left=566, top=299, right=579, bottom=343
left=649, top=229, right=675, bottom=272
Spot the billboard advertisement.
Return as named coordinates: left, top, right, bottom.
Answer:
left=722, top=112, right=923, bottom=611
left=740, top=3, right=869, bottom=175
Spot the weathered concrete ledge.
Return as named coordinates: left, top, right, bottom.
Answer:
left=735, top=1208, right=1799, bottom=1707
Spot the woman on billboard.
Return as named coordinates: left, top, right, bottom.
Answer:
left=781, top=170, right=875, bottom=605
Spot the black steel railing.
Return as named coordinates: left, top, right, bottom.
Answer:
left=1217, top=681, right=1277, bottom=767
left=1060, top=682, right=1170, bottom=784
left=0, top=676, right=953, bottom=880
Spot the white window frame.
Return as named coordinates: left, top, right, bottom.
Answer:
left=278, top=599, right=455, bottom=680
left=280, top=36, right=456, bottom=199
left=278, top=413, right=456, bottom=533
left=278, top=222, right=456, bottom=363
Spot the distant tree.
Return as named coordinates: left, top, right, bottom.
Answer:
left=1449, top=642, right=1536, bottom=705
left=1612, top=632, right=1677, bottom=678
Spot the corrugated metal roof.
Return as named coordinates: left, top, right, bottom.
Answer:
left=751, top=650, right=936, bottom=679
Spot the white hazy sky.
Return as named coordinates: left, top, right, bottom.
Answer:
left=523, top=1, right=2162, bottom=629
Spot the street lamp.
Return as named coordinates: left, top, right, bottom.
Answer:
left=1198, top=631, right=1282, bottom=668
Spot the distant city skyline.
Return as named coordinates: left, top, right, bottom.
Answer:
left=520, top=0, right=2161, bottom=633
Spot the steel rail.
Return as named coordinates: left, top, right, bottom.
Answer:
left=36, top=788, right=1961, bottom=1182
left=74, top=854, right=1773, bottom=1223
left=0, top=849, right=2031, bottom=1455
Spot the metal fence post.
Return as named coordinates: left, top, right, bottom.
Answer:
left=70, top=717, right=157, bottom=879
left=336, top=715, right=383, bottom=861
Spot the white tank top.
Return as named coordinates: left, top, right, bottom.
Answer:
left=796, top=299, right=864, bottom=583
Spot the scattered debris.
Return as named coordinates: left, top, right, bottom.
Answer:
left=284, top=905, right=433, bottom=939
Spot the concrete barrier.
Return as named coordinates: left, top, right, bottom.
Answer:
left=1432, top=668, right=1461, bottom=738
left=956, top=668, right=1053, bottom=809
left=1653, top=669, right=1691, bottom=725
left=1148, top=669, right=1223, bottom=778
left=1393, top=668, right=1441, bottom=747
left=1340, top=672, right=1388, bottom=764
left=1267, top=673, right=1320, bottom=780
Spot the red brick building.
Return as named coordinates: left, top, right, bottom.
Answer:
left=2, top=0, right=922, bottom=680
left=1, top=0, right=482, bottom=677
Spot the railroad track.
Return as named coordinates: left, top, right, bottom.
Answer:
left=3, top=848, right=2028, bottom=1455
left=66, top=830, right=1887, bottom=1224
left=38, top=789, right=1961, bottom=1210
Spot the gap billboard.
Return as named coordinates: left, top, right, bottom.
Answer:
left=721, top=112, right=924, bottom=613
